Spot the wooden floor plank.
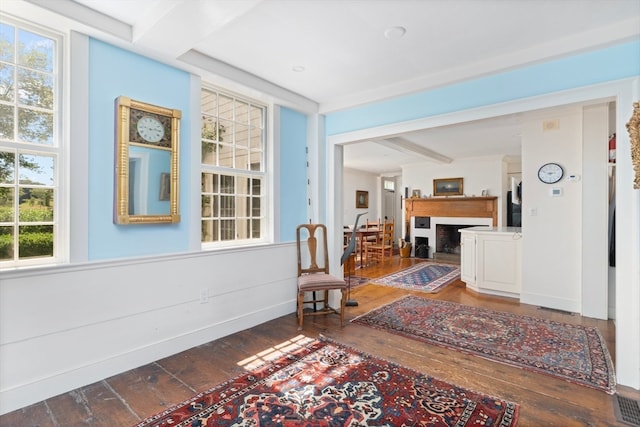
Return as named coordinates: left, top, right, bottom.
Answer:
left=0, top=255, right=637, bottom=426
left=0, top=402, right=56, bottom=427
left=77, top=382, right=139, bottom=426
left=105, top=363, right=196, bottom=421
left=44, top=390, right=96, bottom=426
left=155, top=339, right=249, bottom=392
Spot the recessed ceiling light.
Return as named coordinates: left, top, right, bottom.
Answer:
left=292, top=65, right=305, bottom=72
left=384, top=26, right=406, bottom=39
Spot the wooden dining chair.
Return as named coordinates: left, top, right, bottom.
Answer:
left=360, top=218, right=380, bottom=264
left=296, top=224, right=347, bottom=330
left=365, top=219, right=394, bottom=265
left=365, top=218, right=380, bottom=240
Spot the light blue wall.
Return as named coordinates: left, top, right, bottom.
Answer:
left=279, top=107, right=308, bottom=242
left=84, top=38, right=639, bottom=259
left=326, top=40, right=640, bottom=135
left=88, top=39, right=191, bottom=260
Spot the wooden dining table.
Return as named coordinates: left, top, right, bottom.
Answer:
left=344, top=227, right=380, bottom=268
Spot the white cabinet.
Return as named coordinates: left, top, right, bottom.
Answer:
left=460, top=231, right=477, bottom=287
left=460, top=227, right=522, bottom=298
left=476, top=232, right=522, bottom=295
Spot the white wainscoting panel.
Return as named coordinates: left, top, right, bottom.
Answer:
left=0, top=243, right=297, bottom=415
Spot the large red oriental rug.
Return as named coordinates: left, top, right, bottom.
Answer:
left=134, top=337, right=519, bottom=426
left=352, top=295, right=616, bottom=394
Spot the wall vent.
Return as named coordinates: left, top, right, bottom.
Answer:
left=613, top=394, right=640, bottom=426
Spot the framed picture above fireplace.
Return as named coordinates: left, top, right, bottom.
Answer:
left=433, top=177, right=463, bottom=196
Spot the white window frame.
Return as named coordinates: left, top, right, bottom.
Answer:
left=200, top=84, right=269, bottom=248
left=0, top=15, right=67, bottom=269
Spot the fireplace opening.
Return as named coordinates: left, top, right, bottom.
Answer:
left=435, top=224, right=476, bottom=255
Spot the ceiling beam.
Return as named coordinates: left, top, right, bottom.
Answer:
left=376, top=137, right=453, bottom=164
left=25, top=0, right=132, bottom=40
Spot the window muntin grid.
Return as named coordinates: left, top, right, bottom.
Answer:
left=201, top=88, right=265, bottom=244
left=0, top=20, right=60, bottom=267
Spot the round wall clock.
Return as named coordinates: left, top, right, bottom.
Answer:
left=537, top=162, right=564, bottom=184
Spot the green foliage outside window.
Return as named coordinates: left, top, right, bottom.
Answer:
left=0, top=207, right=53, bottom=259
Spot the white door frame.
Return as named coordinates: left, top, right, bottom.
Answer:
left=325, top=77, right=640, bottom=389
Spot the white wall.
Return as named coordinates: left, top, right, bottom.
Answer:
left=519, top=106, right=608, bottom=315
left=0, top=244, right=297, bottom=414
left=343, top=168, right=379, bottom=226
left=521, top=108, right=581, bottom=312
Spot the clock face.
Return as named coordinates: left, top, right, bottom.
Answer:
left=128, top=107, right=172, bottom=147
left=137, top=115, right=165, bottom=143
left=537, top=163, right=563, bottom=184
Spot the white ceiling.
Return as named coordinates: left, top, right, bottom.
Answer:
left=342, top=112, right=525, bottom=174
left=19, top=0, right=640, bottom=173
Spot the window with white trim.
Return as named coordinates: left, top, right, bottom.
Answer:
left=0, top=18, right=62, bottom=267
left=201, top=88, right=266, bottom=244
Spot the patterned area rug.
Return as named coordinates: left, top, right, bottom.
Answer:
left=134, top=337, right=519, bottom=426
left=352, top=296, right=616, bottom=394
left=370, top=262, right=460, bottom=293
left=344, top=275, right=370, bottom=288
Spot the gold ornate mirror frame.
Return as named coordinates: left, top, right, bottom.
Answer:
left=626, top=101, right=640, bottom=189
left=114, top=96, right=181, bottom=224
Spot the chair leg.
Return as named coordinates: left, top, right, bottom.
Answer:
left=298, top=288, right=347, bottom=329
left=340, top=288, right=346, bottom=326
left=297, top=291, right=304, bottom=330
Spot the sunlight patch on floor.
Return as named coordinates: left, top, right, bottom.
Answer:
left=237, top=334, right=315, bottom=371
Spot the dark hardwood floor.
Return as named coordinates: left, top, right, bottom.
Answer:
left=1, top=256, right=638, bottom=426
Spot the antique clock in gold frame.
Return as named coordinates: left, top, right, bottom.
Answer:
left=114, top=96, right=181, bottom=224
